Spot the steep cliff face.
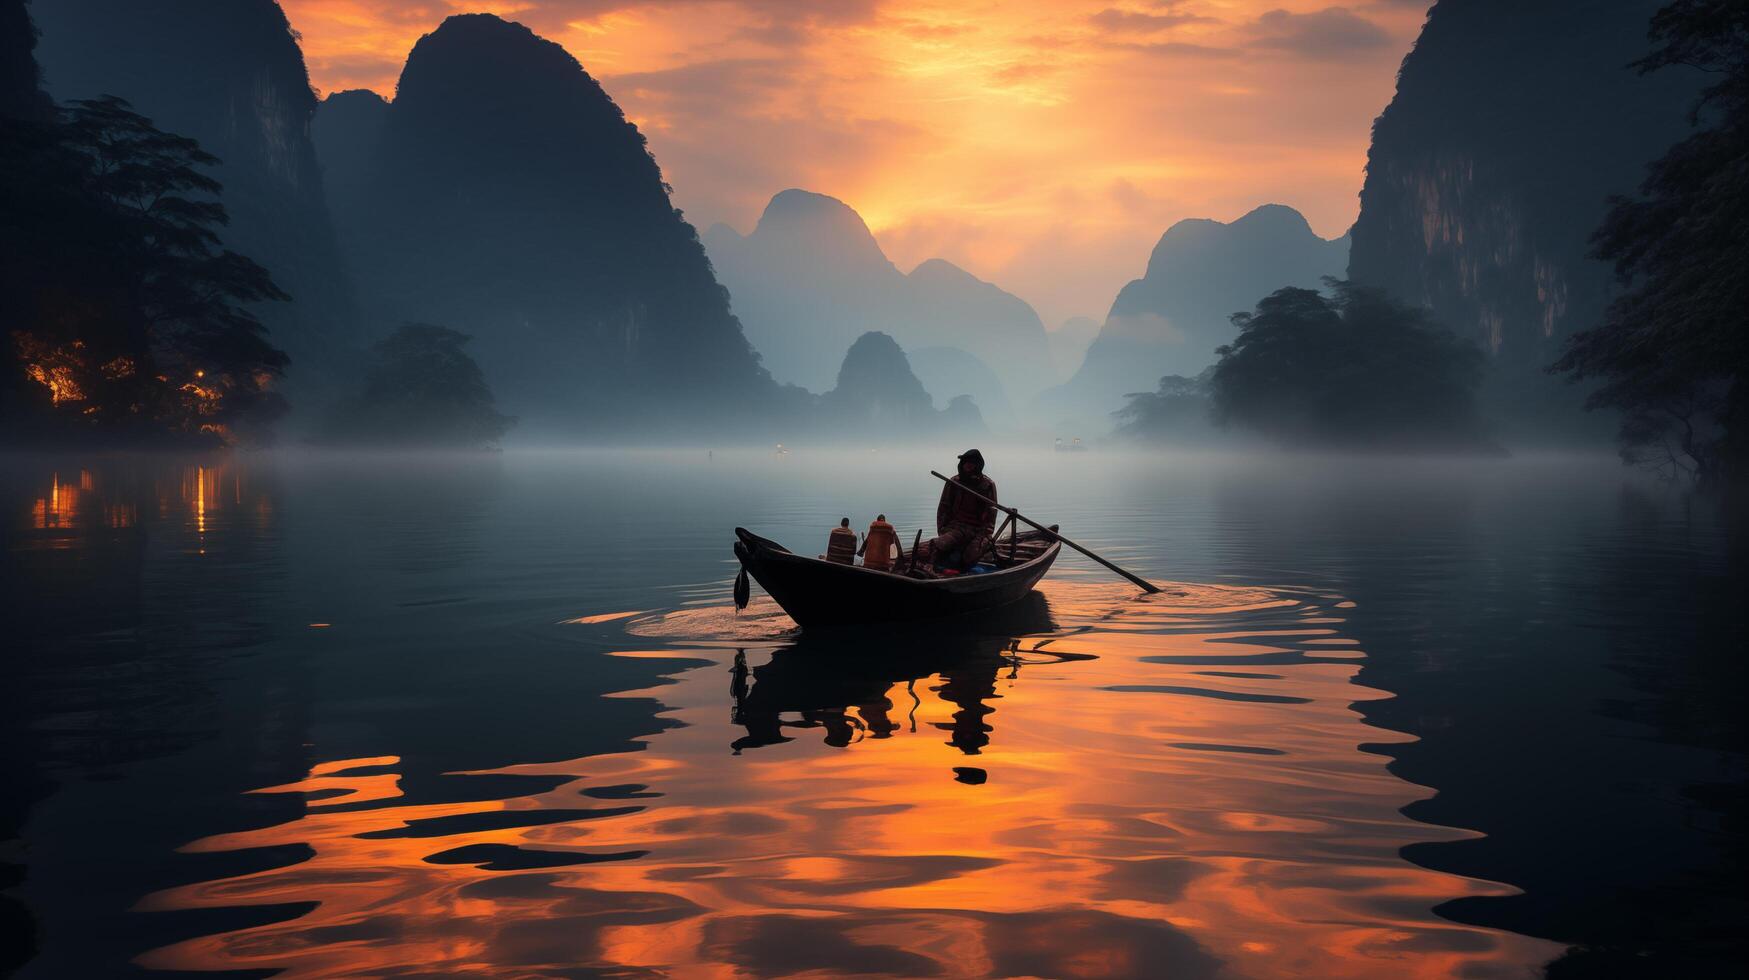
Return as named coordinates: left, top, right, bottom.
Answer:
left=705, top=189, right=1054, bottom=399
left=1038, top=204, right=1348, bottom=432
left=311, top=89, right=387, bottom=223
left=321, top=14, right=773, bottom=434
left=1, top=0, right=50, bottom=121
left=32, top=0, right=356, bottom=395
left=1348, top=0, right=1699, bottom=438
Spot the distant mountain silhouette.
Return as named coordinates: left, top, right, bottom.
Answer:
left=1348, top=0, right=1699, bottom=442
left=32, top=0, right=358, bottom=400
left=821, top=332, right=984, bottom=439
left=1048, top=316, right=1100, bottom=383
left=908, top=346, right=1014, bottom=428
left=314, top=14, right=782, bottom=436
left=1, top=0, right=50, bottom=121
left=705, top=190, right=1054, bottom=399
left=904, top=258, right=1054, bottom=401
left=312, top=89, right=388, bottom=223
left=1038, top=204, right=1348, bottom=431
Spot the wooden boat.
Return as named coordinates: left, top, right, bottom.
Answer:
left=733, top=526, right=1061, bottom=629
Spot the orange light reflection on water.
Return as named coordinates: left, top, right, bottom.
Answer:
left=136, top=582, right=1563, bottom=978
left=31, top=472, right=81, bottom=529
left=20, top=460, right=273, bottom=545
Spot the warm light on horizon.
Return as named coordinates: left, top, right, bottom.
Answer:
left=279, top=1, right=1431, bottom=325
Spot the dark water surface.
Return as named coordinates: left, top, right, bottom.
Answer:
left=2, top=449, right=1743, bottom=978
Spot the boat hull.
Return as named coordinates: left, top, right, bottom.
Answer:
left=733, top=527, right=1060, bottom=630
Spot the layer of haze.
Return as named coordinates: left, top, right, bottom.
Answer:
left=279, top=0, right=1431, bottom=327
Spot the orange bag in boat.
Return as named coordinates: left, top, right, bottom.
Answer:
left=862, top=518, right=898, bottom=571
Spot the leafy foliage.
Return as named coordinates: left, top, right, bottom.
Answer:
left=1347, top=0, right=1700, bottom=445
left=1553, top=0, right=1749, bottom=483
left=320, top=323, right=514, bottom=449
left=1113, top=372, right=1218, bottom=444
left=2, top=95, right=289, bottom=445
left=33, top=0, right=359, bottom=392
left=1209, top=280, right=1493, bottom=451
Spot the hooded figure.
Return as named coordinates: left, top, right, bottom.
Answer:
left=921, top=449, right=998, bottom=571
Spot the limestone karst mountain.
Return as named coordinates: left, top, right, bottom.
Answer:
left=1038, top=204, right=1349, bottom=432
left=907, top=346, right=1014, bottom=429
left=313, top=13, right=785, bottom=435
left=1048, top=316, right=1100, bottom=384
left=820, top=332, right=984, bottom=439
left=704, top=190, right=1054, bottom=401
left=312, top=89, right=388, bottom=223
left=1, top=0, right=49, bottom=120
left=32, top=0, right=358, bottom=401
left=903, top=257, right=1054, bottom=403
left=1347, top=0, right=1699, bottom=441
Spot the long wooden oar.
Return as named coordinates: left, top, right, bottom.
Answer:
left=930, top=471, right=1160, bottom=593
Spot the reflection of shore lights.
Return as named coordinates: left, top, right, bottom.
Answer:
left=32, top=472, right=81, bottom=529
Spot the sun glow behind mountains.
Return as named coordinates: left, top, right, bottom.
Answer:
left=280, top=1, right=1430, bottom=324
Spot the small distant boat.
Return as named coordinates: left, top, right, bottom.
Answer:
left=733, top=526, right=1061, bottom=629
left=1054, top=437, right=1089, bottom=452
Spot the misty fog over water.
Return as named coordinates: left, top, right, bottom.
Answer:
left=4, top=448, right=1742, bottom=976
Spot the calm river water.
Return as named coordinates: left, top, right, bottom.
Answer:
left=2, top=448, right=1743, bottom=978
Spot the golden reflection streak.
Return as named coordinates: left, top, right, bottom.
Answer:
left=137, top=583, right=1562, bottom=978
left=21, top=459, right=279, bottom=542
left=32, top=472, right=84, bottom=530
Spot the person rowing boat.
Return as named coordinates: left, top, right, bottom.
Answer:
left=918, top=448, right=997, bottom=573
left=730, top=451, right=1159, bottom=626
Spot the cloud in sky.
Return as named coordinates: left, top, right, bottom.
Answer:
left=1087, top=7, right=1213, bottom=35
left=1242, top=6, right=1393, bottom=59
left=279, top=0, right=1431, bottom=325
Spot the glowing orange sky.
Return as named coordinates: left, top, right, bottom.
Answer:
left=280, top=1, right=1432, bottom=325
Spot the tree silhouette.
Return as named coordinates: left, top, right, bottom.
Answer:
left=1113, top=372, right=1217, bottom=444
left=3, top=95, right=289, bottom=445
left=320, top=323, right=514, bottom=448
left=1552, top=0, right=1748, bottom=484
left=1210, top=280, right=1492, bottom=451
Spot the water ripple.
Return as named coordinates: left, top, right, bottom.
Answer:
left=136, top=579, right=1561, bottom=978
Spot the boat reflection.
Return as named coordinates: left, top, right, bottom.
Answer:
left=729, top=595, right=1056, bottom=758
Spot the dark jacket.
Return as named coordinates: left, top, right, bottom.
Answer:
left=937, top=473, right=997, bottom=533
